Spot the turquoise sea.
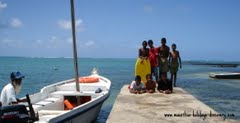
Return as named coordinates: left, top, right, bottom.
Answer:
left=0, top=57, right=239, bottom=122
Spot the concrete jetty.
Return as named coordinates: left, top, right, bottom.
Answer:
left=107, top=85, right=238, bottom=123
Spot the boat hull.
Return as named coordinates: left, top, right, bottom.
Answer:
left=68, top=103, right=103, bottom=123
left=48, top=91, right=109, bottom=123
left=209, top=73, right=240, bottom=79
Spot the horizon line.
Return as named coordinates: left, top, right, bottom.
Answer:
left=0, top=56, right=240, bottom=62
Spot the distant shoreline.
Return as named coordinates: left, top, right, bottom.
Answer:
left=0, top=56, right=240, bottom=63
left=190, top=63, right=239, bottom=68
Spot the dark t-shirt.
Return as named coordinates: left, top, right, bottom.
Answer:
left=157, top=79, right=172, bottom=91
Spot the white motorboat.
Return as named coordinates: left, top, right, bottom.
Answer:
left=0, top=69, right=111, bottom=123
left=32, top=70, right=111, bottom=123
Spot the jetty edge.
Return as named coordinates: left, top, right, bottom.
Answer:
left=106, top=85, right=238, bottom=123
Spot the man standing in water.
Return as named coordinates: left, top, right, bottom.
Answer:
left=0, top=72, right=27, bottom=106
left=158, top=38, right=170, bottom=78
left=169, top=44, right=182, bottom=87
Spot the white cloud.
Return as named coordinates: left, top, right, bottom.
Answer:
left=58, top=20, right=71, bottom=29
left=1, top=39, right=12, bottom=47
left=0, top=38, right=24, bottom=48
left=32, top=40, right=43, bottom=48
left=144, top=5, right=153, bottom=13
left=28, top=36, right=73, bottom=49
left=46, top=36, right=59, bottom=48
left=50, top=36, right=57, bottom=41
left=44, top=36, right=73, bottom=49
left=84, top=40, right=95, bottom=47
left=0, top=1, right=7, bottom=10
left=0, top=18, right=23, bottom=29
left=66, top=37, right=72, bottom=44
left=58, top=19, right=84, bottom=31
left=10, top=18, right=23, bottom=28
left=36, top=40, right=42, bottom=44
left=74, top=19, right=84, bottom=31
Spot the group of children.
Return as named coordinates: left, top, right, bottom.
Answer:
left=129, top=38, right=182, bottom=94
left=129, top=74, right=172, bottom=94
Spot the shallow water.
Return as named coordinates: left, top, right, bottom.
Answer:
left=0, top=57, right=239, bottom=122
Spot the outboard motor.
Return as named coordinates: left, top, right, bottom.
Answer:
left=0, top=105, right=30, bottom=123
left=0, top=94, right=39, bottom=123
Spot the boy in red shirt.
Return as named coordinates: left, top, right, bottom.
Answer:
left=148, top=40, right=159, bottom=81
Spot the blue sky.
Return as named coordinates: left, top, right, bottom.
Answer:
left=0, top=0, right=240, bottom=60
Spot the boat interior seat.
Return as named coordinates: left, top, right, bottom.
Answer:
left=32, top=97, right=64, bottom=112
left=38, top=110, right=67, bottom=116
left=29, top=92, right=49, bottom=104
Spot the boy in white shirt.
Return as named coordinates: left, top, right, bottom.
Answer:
left=129, top=75, right=146, bottom=94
